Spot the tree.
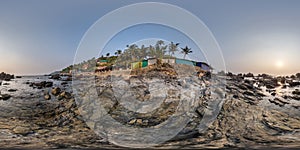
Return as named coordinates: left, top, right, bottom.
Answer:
left=140, top=45, right=147, bottom=60
left=168, top=42, right=179, bottom=57
left=155, top=40, right=167, bottom=59
left=148, top=45, right=156, bottom=58
left=127, top=44, right=139, bottom=61
left=115, top=50, right=122, bottom=56
left=156, top=40, right=164, bottom=46
left=181, top=46, right=192, bottom=59
left=106, top=53, right=110, bottom=57
left=117, top=50, right=122, bottom=55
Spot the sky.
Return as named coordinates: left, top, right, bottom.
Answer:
left=101, top=24, right=207, bottom=62
left=0, top=0, right=300, bottom=75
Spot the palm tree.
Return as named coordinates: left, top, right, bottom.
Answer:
left=117, top=50, right=122, bottom=55
left=149, top=45, right=156, bottom=58
left=156, top=40, right=164, bottom=46
left=155, top=40, right=167, bottom=59
left=168, top=42, right=179, bottom=58
left=181, top=46, right=192, bottom=59
left=140, top=45, right=148, bottom=60
left=115, top=50, right=122, bottom=56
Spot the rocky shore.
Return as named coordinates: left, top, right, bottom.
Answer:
left=0, top=72, right=14, bottom=81
left=0, top=69, right=299, bottom=149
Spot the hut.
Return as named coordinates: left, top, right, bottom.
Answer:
left=131, top=62, right=142, bottom=69
left=97, top=59, right=108, bottom=66
left=175, top=58, right=194, bottom=66
left=99, top=59, right=108, bottom=63
left=162, top=58, right=175, bottom=64
left=131, top=62, right=143, bottom=69
left=195, top=62, right=213, bottom=71
left=142, top=60, right=148, bottom=68
left=131, top=60, right=149, bottom=69
left=147, top=58, right=157, bottom=66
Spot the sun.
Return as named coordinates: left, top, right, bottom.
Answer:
left=275, top=60, right=284, bottom=68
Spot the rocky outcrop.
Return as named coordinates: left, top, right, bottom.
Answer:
left=0, top=71, right=299, bottom=149
left=292, top=89, right=300, bottom=95
left=0, top=72, right=14, bottom=81
left=289, top=81, right=300, bottom=87
left=49, top=74, right=61, bottom=80
left=29, top=81, right=53, bottom=89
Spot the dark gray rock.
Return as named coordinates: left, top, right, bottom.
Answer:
left=50, top=74, right=61, bottom=80
left=0, top=72, right=14, bottom=81
left=244, top=73, right=254, bottom=77
left=243, top=91, right=255, bottom=96
left=8, top=89, right=17, bottom=92
left=292, top=89, right=300, bottom=95
left=271, top=92, right=276, bottom=96
left=29, top=81, right=53, bottom=89
left=289, top=81, right=300, bottom=87
left=0, top=94, right=11, bottom=100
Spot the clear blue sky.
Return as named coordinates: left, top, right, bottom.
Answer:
left=0, top=0, right=300, bottom=75
left=101, top=23, right=207, bottom=62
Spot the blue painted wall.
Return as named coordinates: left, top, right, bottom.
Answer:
left=175, top=58, right=194, bottom=66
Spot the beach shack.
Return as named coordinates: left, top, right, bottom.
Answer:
left=195, top=62, right=213, bottom=71
left=129, top=57, right=212, bottom=73
left=97, top=59, right=108, bottom=66
left=162, top=58, right=176, bottom=64
left=131, top=62, right=142, bottom=69
left=175, top=58, right=194, bottom=66
left=142, top=60, right=148, bottom=68
left=131, top=60, right=148, bottom=69
left=147, top=58, right=157, bottom=66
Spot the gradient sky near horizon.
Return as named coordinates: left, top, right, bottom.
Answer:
left=0, top=0, right=300, bottom=75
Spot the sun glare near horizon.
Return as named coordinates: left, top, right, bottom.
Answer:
left=275, top=60, right=284, bottom=68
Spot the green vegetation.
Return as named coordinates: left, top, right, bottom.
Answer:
left=61, top=65, right=73, bottom=74
left=60, top=40, right=193, bottom=73
left=168, top=42, right=179, bottom=58
left=181, top=46, right=192, bottom=59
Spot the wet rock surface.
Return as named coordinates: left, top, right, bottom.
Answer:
left=0, top=71, right=299, bottom=149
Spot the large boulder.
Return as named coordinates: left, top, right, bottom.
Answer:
left=262, top=78, right=280, bottom=89
left=289, top=81, right=300, bottom=87
left=29, top=81, right=53, bottom=89
left=0, top=72, right=14, bottom=81
left=292, top=89, right=300, bottom=95
left=244, top=72, right=254, bottom=77
left=50, top=74, right=61, bottom=80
